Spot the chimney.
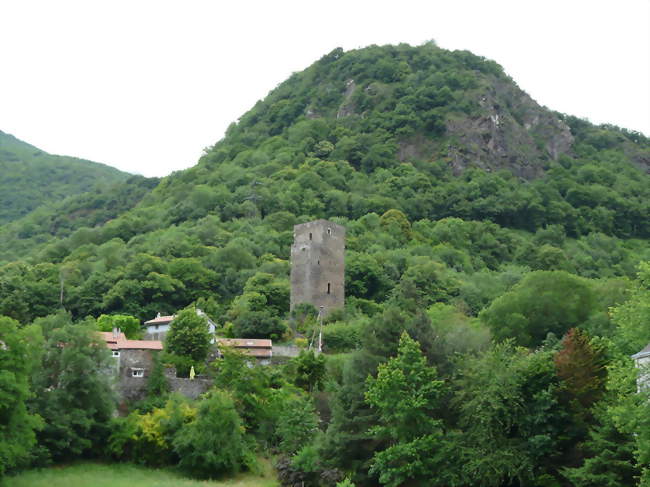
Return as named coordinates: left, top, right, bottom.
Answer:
left=112, top=327, right=119, bottom=339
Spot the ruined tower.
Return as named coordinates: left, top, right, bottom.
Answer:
left=290, top=220, right=345, bottom=316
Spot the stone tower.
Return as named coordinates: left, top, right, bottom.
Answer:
left=290, top=220, right=345, bottom=316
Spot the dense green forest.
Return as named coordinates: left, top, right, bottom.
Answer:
left=0, top=131, right=132, bottom=224
left=1, top=43, right=650, bottom=486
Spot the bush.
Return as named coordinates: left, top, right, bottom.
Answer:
left=322, top=321, right=361, bottom=353
left=106, top=394, right=195, bottom=466
left=173, top=390, right=256, bottom=478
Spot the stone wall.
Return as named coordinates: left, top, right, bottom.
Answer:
left=273, top=345, right=301, bottom=358
left=290, top=220, right=345, bottom=316
left=163, top=367, right=212, bottom=399
left=113, top=350, right=213, bottom=406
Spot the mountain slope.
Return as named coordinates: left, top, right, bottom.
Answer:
left=0, top=43, right=648, bottom=325
left=0, top=130, right=130, bottom=224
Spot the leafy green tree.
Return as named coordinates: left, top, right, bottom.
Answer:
left=30, top=318, right=115, bottom=463
left=379, top=209, right=412, bottom=243
left=611, top=261, right=650, bottom=355
left=97, top=313, right=142, bottom=339
left=276, top=395, right=319, bottom=455
left=365, top=332, right=459, bottom=487
left=232, top=309, right=286, bottom=339
left=212, top=347, right=276, bottom=436
left=107, top=394, right=195, bottom=466
left=562, top=404, right=638, bottom=487
left=455, top=342, right=567, bottom=486
left=165, top=307, right=211, bottom=363
left=480, top=271, right=597, bottom=347
left=290, top=350, right=326, bottom=392
left=0, top=316, right=43, bottom=477
left=173, top=390, right=255, bottom=478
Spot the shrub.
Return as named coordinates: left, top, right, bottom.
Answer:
left=173, top=390, right=256, bottom=478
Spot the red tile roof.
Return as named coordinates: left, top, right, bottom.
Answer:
left=144, top=315, right=175, bottom=325
left=98, top=331, right=163, bottom=351
left=216, top=338, right=273, bottom=358
left=217, top=338, right=272, bottom=348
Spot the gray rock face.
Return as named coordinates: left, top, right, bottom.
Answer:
left=443, top=78, right=574, bottom=179
left=290, top=220, right=345, bottom=317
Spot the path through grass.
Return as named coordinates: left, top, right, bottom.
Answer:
left=3, top=461, right=279, bottom=487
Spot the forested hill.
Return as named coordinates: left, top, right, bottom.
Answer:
left=0, top=42, right=648, bottom=324
left=3, top=43, right=650, bottom=487
left=0, top=130, right=131, bottom=224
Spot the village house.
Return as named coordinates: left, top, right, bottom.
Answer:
left=216, top=338, right=273, bottom=366
left=143, top=308, right=217, bottom=341
left=99, top=329, right=163, bottom=402
left=632, top=342, right=650, bottom=391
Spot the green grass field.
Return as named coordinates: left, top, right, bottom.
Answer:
left=2, top=461, right=279, bottom=487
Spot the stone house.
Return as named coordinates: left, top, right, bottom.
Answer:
left=143, top=308, right=217, bottom=341
left=99, top=329, right=163, bottom=402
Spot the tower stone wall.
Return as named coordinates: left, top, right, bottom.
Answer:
left=290, top=220, right=345, bottom=316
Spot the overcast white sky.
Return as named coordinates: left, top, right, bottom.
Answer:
left=1, top=0, right=649, bottom=177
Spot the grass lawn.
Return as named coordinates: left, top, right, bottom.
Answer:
left=2, top=461, right=279, bottom=487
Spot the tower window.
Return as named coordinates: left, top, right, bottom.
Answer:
left=327, top=228, right=332, bottom=236
left=327, top=282, right=331, bottom=294
left=309, top=232, right=312, bottom=240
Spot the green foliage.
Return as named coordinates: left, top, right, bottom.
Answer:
left=276, top=395, right=319, bottom=455
left=454, top=343, right=567, bottom=486
left=365, top=332, right=457, bottom=486
left=211, top=348, right=279, bottom=438
left=97, top=314, right=142, bottom=339
left=30, top=317, right=115, bottom=463
left=0, top=44, right=648, bottom=484
left=165, top=307, right=211, bottom=363
left=611, top=261, right=650, bottom=355
left=107, top=394, right=195, bottom=467
left=480, top=271, right=597, bottom=347
left=173, top=390, right=256, bottom=479
left=0, top=316, right=44, bottom=477
left=290, top=350, right=326, bottom=392
left=232, top=310, right=286, bottom=340
left=322, top=319, right=362, bottom=353
left=0, top=130, right=130, bottom=225
left=562, top=403, right=638, bottom=487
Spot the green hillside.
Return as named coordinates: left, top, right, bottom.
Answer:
left=2, top=43, right=650, bottom=486
left=0, top=130, right=131, bottom=224
left=1, top=43, right=647, bottom=322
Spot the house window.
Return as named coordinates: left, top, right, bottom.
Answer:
left=132, top=368, right=144, bottom=378
left=112, top=351, right=120, bottom=358
left=153, top=333, right=159, bottom=340
left=327, top=282, right=331, bottom=294
left=155, top=324, right=159, bottom=330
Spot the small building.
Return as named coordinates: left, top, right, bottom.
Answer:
left=216, top=338, right=273, bottom=366
left=99, top=329, right=163, bottom=403
left=143, top=308, right=217, bottom=341
left=632, top=343, right=650, bottom=391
